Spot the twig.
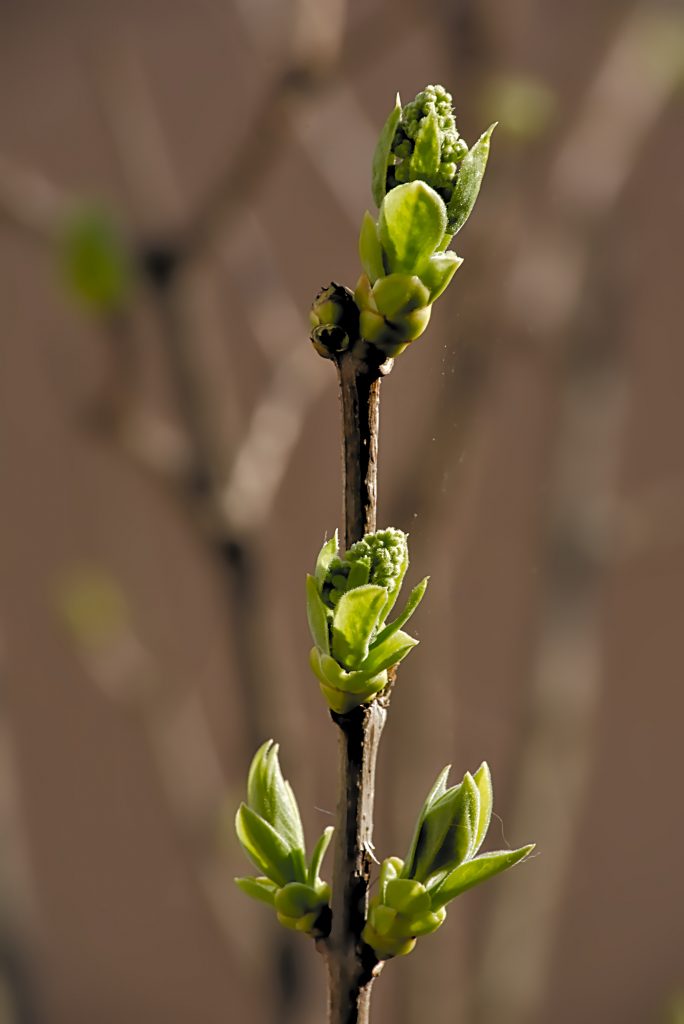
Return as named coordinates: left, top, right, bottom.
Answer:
left=323, top=348, right=393, bottom=1024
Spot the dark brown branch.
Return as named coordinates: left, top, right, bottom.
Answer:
left=323, top=348, right=393, bottom=1023
left=326, top=700, right=386, bottom=1024
left=336, top=349, right=392, bottom=548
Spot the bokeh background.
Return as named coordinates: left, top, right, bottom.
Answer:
left=1, top=1, right=683, bottom=1022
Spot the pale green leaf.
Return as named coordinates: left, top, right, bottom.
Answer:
left=331, top=584, right=387, bottom=669
left=378, top=181, right=447, bottom=274
left=419, top=251, right=463, bottom=301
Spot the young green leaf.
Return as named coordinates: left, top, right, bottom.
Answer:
left=235, top=804, right=296, bottom=887
left=378, top=181, right=447, bottom=275
left=308, top=826, right=334, bottom=886
left=447, top=123, right=496, bottom=235
left=359, top=211, right=386, bottom=283
left=234, top=876, right=279, bottom=906
left=361, top=629, right=418, bottom=676
left=315, top=532, right=338, bottom=589
left=331, top=584, right=387, bottom=669
left=372, top=577, right=428, bottom=650
left=419, top=251, right=463, bottom=301
left=306, top=574, right=331, bottom=655
left=371, top=93, right=402, bottom=207
left=431, top=845, right=535, bottom=909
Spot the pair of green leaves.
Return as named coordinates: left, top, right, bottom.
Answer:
left=235, top=741, right=333, bottom=935
left=306, top=531, right=428, bottom=714
left=362, top=763, right=534, bottom=959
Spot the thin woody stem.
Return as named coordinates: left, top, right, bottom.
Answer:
left=324, top=348, right=393, bottom=1024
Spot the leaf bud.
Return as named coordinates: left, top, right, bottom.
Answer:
left=309, top=282, right=360, bottom=359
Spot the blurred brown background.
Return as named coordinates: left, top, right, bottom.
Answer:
left=1, top=1, right=683, bottom=1022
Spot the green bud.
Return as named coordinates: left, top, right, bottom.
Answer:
left=307, top=529, right=427, bottom=713
left=401, top=762, right=534, bottom=904
left=235, top=740, right=334, bottom=937
left=363, top=761, right=534, bottom=959
left=309, top=282, right=360, bottom=359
